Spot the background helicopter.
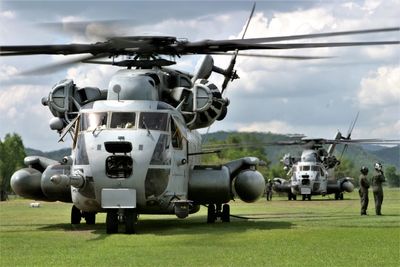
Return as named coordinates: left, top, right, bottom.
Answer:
left=271, top=114, right=399, bottom=200
left=2, top=3, right=399, bottom=234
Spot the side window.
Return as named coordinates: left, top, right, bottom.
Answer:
left=110, top=112, right=136, bottom=129
left=171, top=119, right=183, bottom=149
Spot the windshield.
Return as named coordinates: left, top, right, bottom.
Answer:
left=139, top=112, right=168, bottom=131
left=110, top=112, right=136, bottom=129
left=81, top=112, right=107, bottom=131
left=300, top=165, right=310, bottom=171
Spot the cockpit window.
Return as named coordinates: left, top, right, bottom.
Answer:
left=110, top=112, right=136, bottom=129
left=81, top=112, right=107, bottom=131
left=301, top=165, right=311, bottom=171
left=139, top=112, right=168, bottom=131
left=311, top=166, right=320, bottom=171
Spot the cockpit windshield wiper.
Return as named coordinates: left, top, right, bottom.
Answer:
left=142, top=117, right=153, bottom=138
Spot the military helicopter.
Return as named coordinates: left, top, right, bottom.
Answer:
left=271, top=115, right=397, bottom=201
left=2, top=5, right=399, bottom=233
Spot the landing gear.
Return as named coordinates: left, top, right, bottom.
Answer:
left=288, top=192, right=297, bottom=200
left=124, top=209, right=138, bottom=234
left=106, top=209, right=138, bottom=234
left=207, top=203, right=230, bottom=223
left=222, top=204, right=230, bottom=222
left=83, top=212, right=96, bottom=225
left=106, top=210, right=118, bottom=234
left=207, top=204, right=216, bottom=223
left=302, top=194, right=311, bottom=201
left=71, top=205, right=81, bottom=224
left=335, top=193, right=344, bottom=200
left=71, top=205, right=97, bottom=225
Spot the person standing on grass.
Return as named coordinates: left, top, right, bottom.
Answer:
left=371, top=162, right=386, bottom=216
left=266, top=179, right=273, bottom=201
left=359, top=166, right=369, bottom=215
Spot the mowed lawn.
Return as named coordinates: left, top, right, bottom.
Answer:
left=1, top=189, right=399, bottom=267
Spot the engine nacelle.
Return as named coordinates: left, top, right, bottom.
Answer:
left=171, top=79, right=228, bottom=130
left=234, top=170, right=265, bottom=203
left=188, top=166, right=231, bottom=204
left=11, top=164, right=72, bottom=202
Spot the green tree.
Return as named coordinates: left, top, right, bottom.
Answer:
left=385, top=166, right=400, bottom=187
left=0, top=133, right=26, bottom=201
left=335, top=157, right=359, bottom=186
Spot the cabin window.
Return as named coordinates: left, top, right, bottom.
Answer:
left=139, top=112, right=168, bottom=131
left=81, top=112, right=108, bottom=131
left=110, top=112, right=136, bottom=129
left=311, top=166, right=320, bottom=171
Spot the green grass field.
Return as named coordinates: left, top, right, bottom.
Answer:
left=1, top=189, right=399, bottom=267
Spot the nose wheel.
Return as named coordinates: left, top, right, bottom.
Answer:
left=71, top=205, right=96, bottom=225
left=207, top=204, right=230, bottom=223
left=106, top=209, right=138, bottom=234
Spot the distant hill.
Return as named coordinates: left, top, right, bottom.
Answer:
left=369, top=145, right=400, bottom=168
left=25, top=148, right=72, bottom=162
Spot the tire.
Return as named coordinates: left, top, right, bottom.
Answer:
left=71, top=205, right=81, bottom=224
left=207, top=204, right=216, bottom=223
left=222, top=204, right=230, bottom=222
left=302, top=195, right=306, bottom=201
left=125, top=209, right=137, bottom=234
left=307, top=195, right=312, bottom=201
left=84, top=212, right=96, bottom=225
left=340, top=193, right=344, bottom=200
left=106, top=210, right=118, bottom=234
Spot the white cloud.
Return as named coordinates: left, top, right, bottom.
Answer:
left=357, top=65, right=400, bottom=107
left=0, top=65, right=19, bottom=81
left=0, top=10, right=15, bottom=19
left=237, top=120, right=295, bottom=134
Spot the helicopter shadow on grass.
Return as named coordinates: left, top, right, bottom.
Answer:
left=38, top=216, right=293, bottom=241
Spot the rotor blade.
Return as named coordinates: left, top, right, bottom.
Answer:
left=208, top=52, right=334, bottom=60
left=0, top=44, right=104, bottom=56
left=346, top=111, right=359, bottom=139
left=38, top=19, right=134, bottom=40
left=221, top=2, right=256, bottom=93
left=184, top=41, right=399, bottom=53
left=18, top=54, right=110, bottom=75
left=221, top=27, right=400, bottom=44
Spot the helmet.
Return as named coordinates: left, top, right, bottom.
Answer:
left=360, top=166, right=369, bottom=174
left=374, top=162, right=383, bottom=171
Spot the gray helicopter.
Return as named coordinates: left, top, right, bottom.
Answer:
left=2, top=6, right=399, bottom=233
left=271, top=115, right=397, bottom=201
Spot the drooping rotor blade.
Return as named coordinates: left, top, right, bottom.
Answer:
left=18, top=54, right=110, bottom=76
left=208, top=52, right=334, bottom=60
left=215, top=27, right=400, bottom=44
left=221, top=2, right=256, bottom=93
left=0, top=44, right=105, bottom=56
left=339, top=111, right=359, bottom=160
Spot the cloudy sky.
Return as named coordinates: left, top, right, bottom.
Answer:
left=0, top=0, right=399, bottom=151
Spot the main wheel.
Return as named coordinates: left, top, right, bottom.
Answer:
left=106, top=210, right=118, bottom=234
left=207, top=204, right=216, bottom=223
left=71, top=205, right=81, bottom=224
left=84, top=212, right=96, bottom=225
left=222, top=204, right=230, bottom=222
left=340, top=193, right=344, bottom=200
left=125, top=209, right=137, bottom=234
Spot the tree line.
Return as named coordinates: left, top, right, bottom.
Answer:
left=0, top=132, right=399, bottom=201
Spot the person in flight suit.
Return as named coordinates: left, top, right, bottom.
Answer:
left=371, top=162, right=386, bottom=215
left=359, top=166, right=370, bottom=216
left=265, top=179, right=273, bottom=201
